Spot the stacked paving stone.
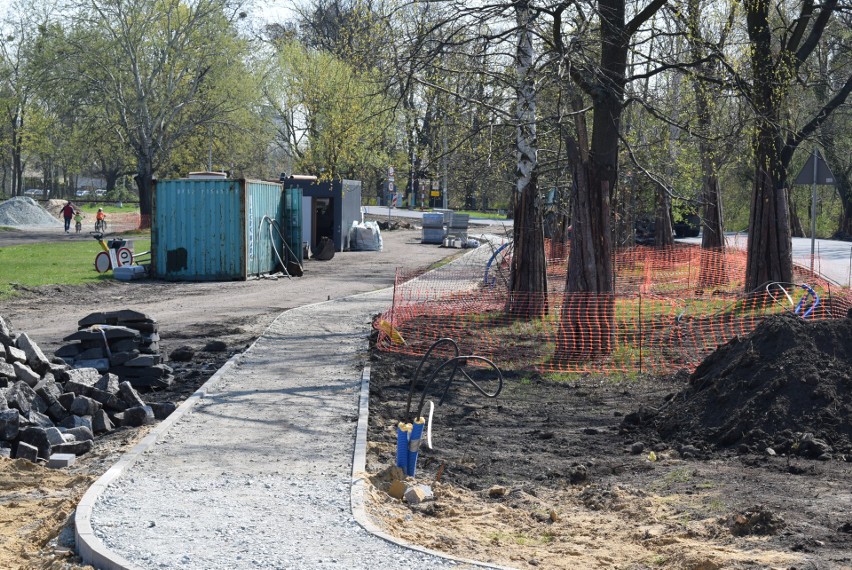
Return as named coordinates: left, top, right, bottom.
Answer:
left=0, top=315, right=176, bottom=465
left=55, top=310, right=173, bottom=389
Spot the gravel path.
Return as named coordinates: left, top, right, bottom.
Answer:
left=81, top=287, right=498, bottom=570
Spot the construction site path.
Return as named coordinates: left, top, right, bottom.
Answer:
left=79, top=285, right=500, bottom=569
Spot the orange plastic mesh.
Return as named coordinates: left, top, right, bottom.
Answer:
left=376, top=242, right=852, bottom=375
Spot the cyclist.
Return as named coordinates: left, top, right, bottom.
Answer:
left=95, top=208, right=107, bottom=232
left=74, top=210, right=84, bottom=233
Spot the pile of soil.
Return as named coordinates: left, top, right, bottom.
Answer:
left=645, top=313, right=852, bottom=458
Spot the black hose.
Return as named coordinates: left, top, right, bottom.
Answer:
left=404, top=337, right=503, bottom=422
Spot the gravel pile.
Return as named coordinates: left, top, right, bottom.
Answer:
left=0, top=196, right=62, bottom=227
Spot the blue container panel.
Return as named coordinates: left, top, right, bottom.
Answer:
left=154, top=179, right=245, bottom=280
left=246, top=181, right=285, bottom=276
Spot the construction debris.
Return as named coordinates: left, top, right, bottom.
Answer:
left=0, top=313, right=176, bottom=465
left=54, top=310, right=173, bottom=389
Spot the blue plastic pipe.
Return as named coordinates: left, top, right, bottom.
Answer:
left=396, top=423, right=411, bottom=474
left=407, top=418, right=425, bottom=477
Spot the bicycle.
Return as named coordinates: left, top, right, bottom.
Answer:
left=94, top=218, right=108, bottom=233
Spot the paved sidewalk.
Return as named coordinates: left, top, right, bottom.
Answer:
left=76, top=288, right=505, bottom=570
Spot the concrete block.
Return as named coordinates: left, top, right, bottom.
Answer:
left=69, top=396, right=101, bottom=417
left=27, top=410, right=54, bottom=428
left=124, top=354, right=160, bottom=367
left=52, top=439, right=93, bottom=455
left=63, top=425, right=94, bottom=441
left=13, top=362, right=40, bottom=387
left=48, top=453, right=76, bottom=468
left=149, top=402, right=177, bottom=420
left=404, top=484, right=434, bottom=505
left=0, top=409, right=21, bottom=440
left=60, top=368, right=102, bottom=395
left=44, top=427, right=66, bottom=446
left=118, top=382, right=145, bottom=408
left=0, top=362, right=15, bottom=380
left=94, top=373, right=120, bottom=394
left=15, top=441, right=39, bottom=462
left=18, top=427, right=51, bottom=459
left=77, top=347, right=106, bottom=361
left=123, top=405, right=155, bottom=427
left=73, top=359, right=110, bottom=373
left=54, top=344, right=82, bottom=358
left=6, top=345, right=26, bottom=364
left=6, top=381, right=38, bottom=415
left=15, top=333, right=51, bottom=374
left=58, top=415, right=92, bottom=431
left=92, top=409, right=114, bottom=434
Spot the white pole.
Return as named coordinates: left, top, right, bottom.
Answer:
left=810, top=147, right=817, bottom=274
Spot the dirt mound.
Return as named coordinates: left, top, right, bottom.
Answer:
left=0, top=196, right=62, bottom=227
left=650, top=313, right=852, bottom=458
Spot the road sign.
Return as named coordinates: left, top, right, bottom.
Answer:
left=794, top=149, right=835, bottom=185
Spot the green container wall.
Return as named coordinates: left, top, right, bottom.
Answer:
left=152, top=178, right=283, bottom=280
left=247, top=181, right=286, bottom=276
left=282, top=187, right=303, bottom=263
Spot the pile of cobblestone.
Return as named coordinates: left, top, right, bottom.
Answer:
left=0, top=314, right=175, bottom=467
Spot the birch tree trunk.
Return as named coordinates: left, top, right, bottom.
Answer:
left=508, top=0, right=548, bottom=318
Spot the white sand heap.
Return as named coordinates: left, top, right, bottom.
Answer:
left=0, top=196, right=63, bottom=227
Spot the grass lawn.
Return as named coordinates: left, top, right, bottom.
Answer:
left=75, top=203, right=138, bottom=215
left=0, top=236, right=151, bottom=298
left=452, top=209, right=508, bottom=220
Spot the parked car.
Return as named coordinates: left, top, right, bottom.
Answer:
left=674, top=212, right=701, bottom=238
left=24, top=188, right=46, bottom=198
left=75, top=189, right=91, bottom=197
left=94, top=189, right=107, bottom=196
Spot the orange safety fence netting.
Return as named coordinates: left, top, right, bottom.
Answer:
left=375, top=241, right=852, bottom=375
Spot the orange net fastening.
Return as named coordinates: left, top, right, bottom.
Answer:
left=376, top=242, right=852, bottom=375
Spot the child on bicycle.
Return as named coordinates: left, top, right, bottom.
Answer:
left=74, top=210, right=83, bottom=233
left=95, top=208, right=106, bottom=232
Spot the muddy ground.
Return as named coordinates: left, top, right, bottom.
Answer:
left=2, top=216, right=851, bottom=570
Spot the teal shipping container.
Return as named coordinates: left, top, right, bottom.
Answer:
left=152, top=178, right=284, bottom=280
left=281, top=187, right=303, bottom=263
